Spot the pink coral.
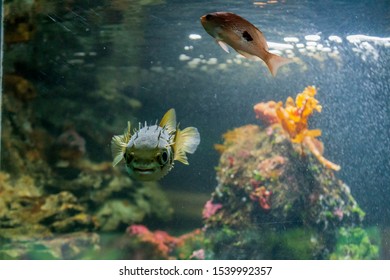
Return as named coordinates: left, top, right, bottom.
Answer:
left=128, top=225, right=203, bottom=259
left=253, top=101, right=280, bottom=126
left=129, top=224, right=149, bottom=235
left=190, top=249, right=205, bottom=260
left=128, top=225, right=180, bottom=257
left=202, top=200, right=223, bottom=219
left=333, top=208, right=344, bottom=221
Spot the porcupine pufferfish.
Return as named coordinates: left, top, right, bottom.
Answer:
left=111, top=109, right=200, bottom=181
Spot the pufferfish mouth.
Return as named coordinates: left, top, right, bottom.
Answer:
left=134, top=167, right=156, bottom=174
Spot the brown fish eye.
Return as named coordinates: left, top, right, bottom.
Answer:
left=205, top=14, right=213, bottom=20
left=242, top=31, right=253, bottom=42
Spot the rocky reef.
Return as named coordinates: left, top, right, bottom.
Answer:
left=203, top=86, right=377, bottom=259
left=0, top=168, right=172, bottom=259
left=1, top=0, right=171, bottom=260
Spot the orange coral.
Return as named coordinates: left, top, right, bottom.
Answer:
left=253, top=86, right=340, bottom=171
left=275, top=86, right=322, bottom=143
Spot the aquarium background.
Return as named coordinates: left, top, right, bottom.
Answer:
left=1, top=0, right=389, bottom=259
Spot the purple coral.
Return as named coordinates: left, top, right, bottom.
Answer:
left=56, top=128, right=86, bottom=160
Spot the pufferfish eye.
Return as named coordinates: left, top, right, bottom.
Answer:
left=157, top=150, right=169, bottom=165
left=125, top=152, right=134, bottom=164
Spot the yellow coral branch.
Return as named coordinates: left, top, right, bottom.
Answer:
left=304, top=137, right=341, bottom=171
left=254, top=86, right=340, bottom=171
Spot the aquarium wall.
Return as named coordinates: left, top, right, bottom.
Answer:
left=0, top=0, right=389, bottom=259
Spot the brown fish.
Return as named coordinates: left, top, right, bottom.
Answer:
left=200, top=12, right=292, bottom=76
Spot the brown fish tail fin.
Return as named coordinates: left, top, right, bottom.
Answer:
left=265, top=52, right=292, bottom=77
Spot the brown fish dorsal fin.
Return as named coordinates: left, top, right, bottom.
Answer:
left=111, top=121, right=131, bottom=167
left=159, top=108, right=177, bottom=133
left=217, top=40, right=230, bottom=53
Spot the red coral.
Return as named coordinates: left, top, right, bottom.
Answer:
left=128, top=225, right=180, bottom=257
left=202, top=200, right=223, bottom=219
left=250, top=186, right=272, bottom=211
left=227, top=156, right=234, bottom=168
left=250, top=178, right=263, bottom=189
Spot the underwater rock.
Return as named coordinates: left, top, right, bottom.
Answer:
left=0, top=172, right=96, bottom=239
left=330, top=227, right=379, bottom=260
left=1, top=73, right=53, bottom=182
left=0, top=232, right=100, bottom=260
left=4, top=0, right=37, bottom=44
left=3, top=74, right=37, bottom=101
left=95, top=182, right=173, bottom=231
left=0, top=169, right=175, bottom=259
left=203, top=89, right=378, bottom=259
left=1, top=116, right=52, bottom=179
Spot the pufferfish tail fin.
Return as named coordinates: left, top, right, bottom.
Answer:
left=159, top=108, right=177, bottom=134
left=173, top=127, right=200, bottom=165
left=111, top=121, right=132, bottom=167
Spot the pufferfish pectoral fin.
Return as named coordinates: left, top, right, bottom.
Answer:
left=159, top=108, right=177, bottom=133
left=173, top=127, right=201, bottom=165
left=111, top=121, right=132, bottom=167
